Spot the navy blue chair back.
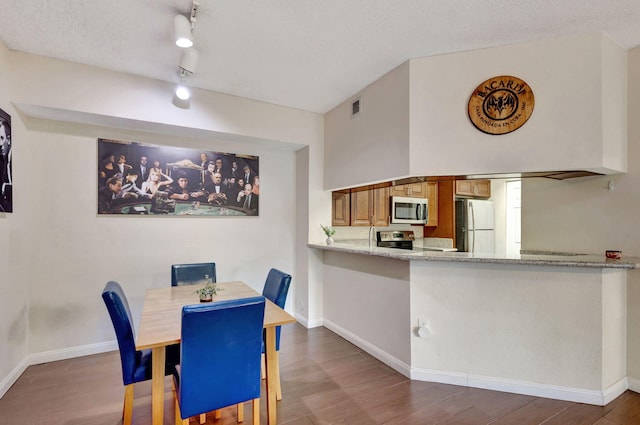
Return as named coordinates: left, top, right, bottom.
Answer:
left=262, top=268, right=292, bottom=350
left=176, top=296, right=266, bottom=419
left=171, top=262, right=216, bottom=286
left=102, top=281, right=144, bottom=386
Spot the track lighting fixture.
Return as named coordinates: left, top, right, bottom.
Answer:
left=174, top=1, right=199, bottom=48
left=179, top=47, right=198, bottom=74
left=175, top=84, right=191, bottom=101
left=174, top=15, right=193, bottom=48
left=172, top=1, right=199, bottom=108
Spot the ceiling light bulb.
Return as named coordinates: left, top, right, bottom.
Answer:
left=175, top=85, right=191, bottom=100
left=174, top=15, right=193, bottom=48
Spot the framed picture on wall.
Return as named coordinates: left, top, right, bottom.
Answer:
left=0, top=107, right=11, bottom=213
left=97, top=138, right=259, bottom=216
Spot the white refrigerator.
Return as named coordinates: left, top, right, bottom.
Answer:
left=455, top=199, right=495, bottom=253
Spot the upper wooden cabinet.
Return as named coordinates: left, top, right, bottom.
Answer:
left=455, top=179, right=491, bottom=198
left=350, top=186, right=389, bottom=227
left=425, top=182, right=438, bottom=227
left=331, top=191, right=350, bottom=226
left=389, top=182, right=426, bottom=198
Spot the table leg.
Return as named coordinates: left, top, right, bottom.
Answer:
left=151, top=346, right=166, bottom=425
left=264, top=327, right=277, bottom=425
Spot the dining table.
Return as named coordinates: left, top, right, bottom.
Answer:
left=136, top=280, right=297, bottom=425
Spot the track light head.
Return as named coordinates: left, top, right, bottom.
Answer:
left=174, top=14, right=193, bottom=48
left=175, top=84, right=191, bottom=101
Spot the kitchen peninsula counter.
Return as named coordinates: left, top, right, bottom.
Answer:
left=309, top=239, right=640, bottom=269
left=312, top=238, right=637, bottom=406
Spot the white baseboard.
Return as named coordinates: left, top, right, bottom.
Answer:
left=323, top=319, right=411, bottom=378
left=320, top=320, right=630, bottom=406
left=628, top=377, right=640, bottom=394
left=0, top=340, right=118, bottom=399
left=294, top=313, right=323, bottom=329
left=467, top=373, right=607, bottom=405
left=0, top=357, right=29, bottom=399
left=27, top=340, right=118, bottom=366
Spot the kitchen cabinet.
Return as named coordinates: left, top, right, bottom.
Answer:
left=424, top=180, right=455, bottom=241
left=426, top=182, right=438, bottom=227
left=389, top=182, right=427, bottom=198
left=331, top=191, right=350, bottom=226
left=455, top=179, right=491, bottom=198
left=350, top=186, right=389, bottom=227
left=390, top=182, right=438, bottom=226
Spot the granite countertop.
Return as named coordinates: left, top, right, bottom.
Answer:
left=309, top=240, right=640, bottom=269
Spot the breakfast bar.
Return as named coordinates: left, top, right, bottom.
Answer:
left=310, top=240, right=639, bottom=405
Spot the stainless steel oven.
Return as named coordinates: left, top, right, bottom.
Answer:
left=390, top=196, right=428, bottom=224
left=376, top=230, right=415, bottom=250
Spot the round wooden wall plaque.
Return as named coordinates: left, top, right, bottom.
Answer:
left=468, top=75, right=534, bottom=135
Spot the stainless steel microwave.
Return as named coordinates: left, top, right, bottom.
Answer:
left=390, top=196, right=428, bottom=224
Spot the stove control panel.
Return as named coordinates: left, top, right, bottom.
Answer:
left=377, top=230, right=415, bottom=242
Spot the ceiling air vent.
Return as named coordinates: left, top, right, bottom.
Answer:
left=351, top=98, right=360, bottom=118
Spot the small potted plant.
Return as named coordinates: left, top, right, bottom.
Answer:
left=321, top=224, right=336, bottom=245
left=194, top=275, right=220, bottom=302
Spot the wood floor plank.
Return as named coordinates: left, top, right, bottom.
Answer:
left=1, top=323, right=640, bottom=425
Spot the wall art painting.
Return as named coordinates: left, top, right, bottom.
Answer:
left=0, top=108, right=11, bottom=213
left=97, top=138, right=259, bottom=216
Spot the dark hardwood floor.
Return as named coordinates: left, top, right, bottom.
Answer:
left=1, top=324, right=640, bottom=425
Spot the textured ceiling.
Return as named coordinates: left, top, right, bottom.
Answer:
left=1, top=0, right=639, bottom=114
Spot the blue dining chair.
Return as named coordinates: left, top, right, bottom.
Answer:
left=261, top=268, right=292, bottom=400
left=173, top=296, right=266, bottom=425
left=171, top=262, right=217, bottom=286
left=101, top=281, right=180, bottom=425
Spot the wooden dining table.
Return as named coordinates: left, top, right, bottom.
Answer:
left=136, top=281, right=297, bottom=425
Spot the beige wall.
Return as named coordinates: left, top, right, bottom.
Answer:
left=324, top=61, right=411, bottom=190
left=0, top=50, right=327, bottom=395
left=0, top=40, right=30, bottom=394
left=520, top=45, right=640, bottom=385
left=324, top=33, right=627, bottom=191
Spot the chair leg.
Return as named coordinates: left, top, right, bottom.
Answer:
left=173, top=392, right=189, bottom=425
left=199, top=413, right=206, bottom=424
left=237, top=402, right=244, bottom=423
left=252, top=398, right=260, bottom=425
left=275, top=351, right=282, bottom=401
left=123, top=384, right=134, bottom=425
left=214, top=409, right=221, bottom=419
left=261, top=353, right=266, bottom=379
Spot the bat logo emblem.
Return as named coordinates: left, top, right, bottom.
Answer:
left=483, top=90, right=518, bottom=120
left=467, top=75, right=534, bottom=135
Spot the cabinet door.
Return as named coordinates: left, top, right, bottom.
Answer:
left=331, top=192, right=350, bottom=226
left=350, top=189, right=372, bottom=226
left=389, top=185, right=407, bottom=197
left=474, top=180, right=491, bottom=198
left=426, top=182, right=438, bottom=227
left=372, top=186, right=389, bottom=226
left=455, top=180, right=474, bottom=197
left=455, top=180, right=491, bottom=198
left=407, top=182, right=427, bottom=198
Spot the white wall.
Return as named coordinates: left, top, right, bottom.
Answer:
left=0, top=49, right=327, bottom=395
left=409, top=261, right=626, bottom=402
left=324, top=61, right=411, bottom=190
left=0, top=40, right=30, bottom=396
left=23, top=126, right=296, bottom=353
left=521, top=45, right=640, bottom=385
left=324, top=33, right=627, bottom=192
left=322, top=251, right=411, bottom=368
left=409, top=33, right=627, bottom=177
